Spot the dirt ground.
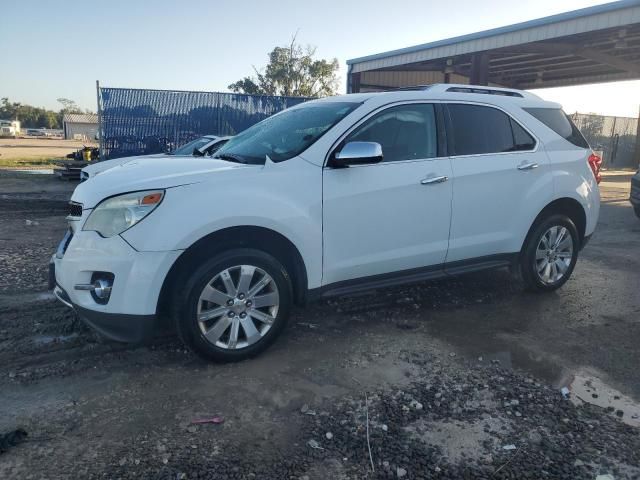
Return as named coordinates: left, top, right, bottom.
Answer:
left=0, top=169, right=639, bottom=479
left=0, top=138, right=96, bottom=162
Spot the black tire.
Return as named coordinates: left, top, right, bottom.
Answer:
left=520, top=214, right=579, bottom=292
left=173, top=248, right=292, bottom=362
left=635, top=206, right=640, bottom=220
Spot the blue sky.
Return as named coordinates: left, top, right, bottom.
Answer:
left=1, top=0, right=638, bottom=117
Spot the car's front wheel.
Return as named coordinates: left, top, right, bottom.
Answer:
left=520, top=214, right=579, bottom=292
left=173, top=249, right=292, bottom=361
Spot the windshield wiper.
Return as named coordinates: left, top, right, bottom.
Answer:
left=213, top=153, right=247, bottom=164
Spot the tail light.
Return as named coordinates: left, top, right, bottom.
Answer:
left=588, top=153, right=602, bottom=184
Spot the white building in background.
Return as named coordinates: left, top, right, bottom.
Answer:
left=0, top=119, right=21, bottom=137
left=63, top=114, right=98, bottom=141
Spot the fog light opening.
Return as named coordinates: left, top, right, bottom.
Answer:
left=90, top=272, right=114, bottom=304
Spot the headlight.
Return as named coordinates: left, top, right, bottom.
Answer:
left=83, top=190, right=164, bottom=237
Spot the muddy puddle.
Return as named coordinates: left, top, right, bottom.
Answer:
left=474, top=344, right=640, bottom=428
left=460, top=345, right=640, bottom=429
left=565, top=372, right=640, bottom=428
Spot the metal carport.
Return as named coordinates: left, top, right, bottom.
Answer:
left=346, top=0, right=640, bottom=92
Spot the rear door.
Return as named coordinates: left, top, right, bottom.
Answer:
left=322, top=103, right=452, bottom=285
left=444, top=103, right=552, bottom=264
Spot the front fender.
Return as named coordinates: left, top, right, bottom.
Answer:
left=121, top=157, right=323, bottom=288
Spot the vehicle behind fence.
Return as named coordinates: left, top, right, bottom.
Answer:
left=97, top=86, right=309, bottom=159
left=571, top=112, right=639, bottom=169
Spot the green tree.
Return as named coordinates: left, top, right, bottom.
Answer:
left=0, top=97, right=65, bottom=128
left=57, top=97, right=82, bottom=114
left=228, top=35, right=339, bottom=97
left=41, top=111, right=60, bottom=129
left=0, top=97, right=20, bottom=120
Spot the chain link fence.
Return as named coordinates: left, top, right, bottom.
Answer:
left=97, top=86, right=308, bottom=159
left=571, top=112, right=639, bottom=169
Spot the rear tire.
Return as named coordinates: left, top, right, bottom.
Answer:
left=520, top=214, right=579, bottom=292
left=635, top=206, right=640, bottom=219
left=173, top=248, right=292, bottom=362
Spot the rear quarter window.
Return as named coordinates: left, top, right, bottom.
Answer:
left=524, top=108, right=589, bottom=149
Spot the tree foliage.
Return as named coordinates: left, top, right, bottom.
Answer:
left=0, top=97, right=92, bottom=129
left=57, top=97, right=83, bottom=115
left=229, top=35, right=339, bottom=98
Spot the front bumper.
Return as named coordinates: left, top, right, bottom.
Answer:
left=51, top=229, right=182, bottom=343
left=52, top=283, right=156, bottom=342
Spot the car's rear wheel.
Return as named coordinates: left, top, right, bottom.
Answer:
left=520, top=214, right=579, bottom=292
left=173, top=248, right=292, bottom=361
left=634, top=206, right=640, bottom=219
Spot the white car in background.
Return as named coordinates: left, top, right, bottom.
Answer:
left=80, top=135, right=231, bottom=181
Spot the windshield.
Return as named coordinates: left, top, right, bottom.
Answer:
left=172, top=137, right=215, bottom=156
left=213, top=101, right=360, bottom=164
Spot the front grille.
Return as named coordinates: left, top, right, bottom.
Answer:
left=68, top=201, right=83, bottom=217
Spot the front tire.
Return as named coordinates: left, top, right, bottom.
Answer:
left=173, top=248, right=292, bottom=362
left=520, top=214, right=579, bottom=292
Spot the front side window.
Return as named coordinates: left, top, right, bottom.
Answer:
left=214, top=101, right=360, bottom=164
left=345, top=104, right=438, bottom=163
left=447, top=104, right=536, bottom=156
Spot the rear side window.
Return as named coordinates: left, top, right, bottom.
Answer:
left=446, top=104, right=536, bottom=156
left=524, top=108, right=589, bottom=148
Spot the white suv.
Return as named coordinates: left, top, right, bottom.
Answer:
left=51, top=84, right=601, bottom=361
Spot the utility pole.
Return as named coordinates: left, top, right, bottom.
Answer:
left=635, top=105, right=640, bottom=168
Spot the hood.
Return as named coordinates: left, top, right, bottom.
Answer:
left=81, top=154, right=171, bottom=176
left=72, top=156, right=253, bottom=208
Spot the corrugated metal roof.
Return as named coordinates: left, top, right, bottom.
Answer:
left=63, top=113, right=98, bottom=124
left=347, top=0, right=640, bottom=72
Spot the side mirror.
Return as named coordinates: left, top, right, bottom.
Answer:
left=330, top=141, right=383, bottom=168
left=192, top=147, right=204, bottom=157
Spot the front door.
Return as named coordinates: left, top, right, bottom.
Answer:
left=322, top=103, right=453, bottom=285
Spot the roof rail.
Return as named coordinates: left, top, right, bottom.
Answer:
left=392, top=85, right=433, bottom=91
left=445, top=86, right=523, bottom=98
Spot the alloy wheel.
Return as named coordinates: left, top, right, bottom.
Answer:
left=196, top=265, right=280, bottom=349
left=534, top=225, right=574, bottom=285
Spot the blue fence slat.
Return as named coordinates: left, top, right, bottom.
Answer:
left=98, top=87, right=308, bottom=159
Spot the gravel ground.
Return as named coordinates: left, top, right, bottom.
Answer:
left=0, top=200, right=68, bottom=293
left=0, top=170, right=639, bottom=479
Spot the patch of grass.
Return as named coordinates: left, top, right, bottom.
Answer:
left=0, top=157, right=62, bottom=168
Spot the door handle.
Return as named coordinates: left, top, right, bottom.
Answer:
left=421, top=175, right=448, bottom=185
left=517, top=162, right=539, bottom=171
